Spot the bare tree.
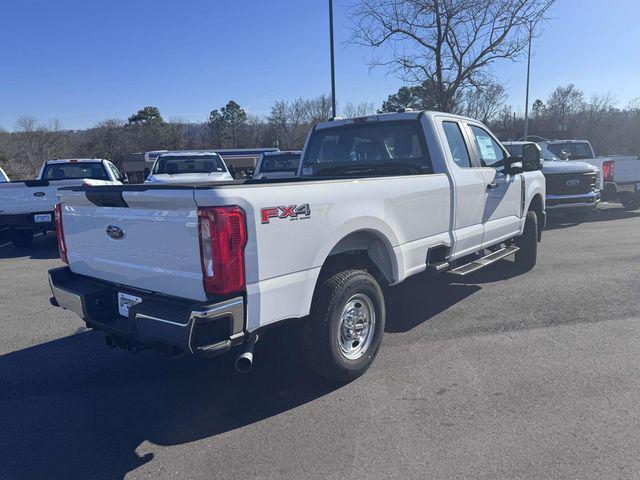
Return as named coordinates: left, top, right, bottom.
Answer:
left=349, top=0, right=555, bottom=112
left=463, top=82, right=507, bottom=123
left=13, top=116, right=66, bottom=174
left=546, top=83, right=584, bottom=130
left=341, top=101, right=376, bottom=118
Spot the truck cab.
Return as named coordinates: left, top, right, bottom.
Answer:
left=145, top=151, right=234, bottom=185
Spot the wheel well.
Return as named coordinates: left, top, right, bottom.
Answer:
left=319, top=230, right=396, bottom=286
left=528, top=194, right=544, bottom=241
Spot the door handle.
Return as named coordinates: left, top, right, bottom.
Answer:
left=486, top=181, right=498, bottom=190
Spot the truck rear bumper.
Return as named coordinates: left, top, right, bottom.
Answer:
left=0, top=212, right=55, bottom=230
left=546, top=192, right=600, bottom=211
left=48, top=267, right=246, bottom=357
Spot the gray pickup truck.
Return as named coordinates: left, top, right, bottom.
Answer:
left=504, top=141, right=600, bottom=221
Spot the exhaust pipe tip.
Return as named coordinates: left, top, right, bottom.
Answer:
left=235, top=351, right=253, bottom=373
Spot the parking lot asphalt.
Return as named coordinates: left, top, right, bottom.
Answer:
left=1, top=204, right=639, bottom=480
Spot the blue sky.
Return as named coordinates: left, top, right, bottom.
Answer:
left=1, top=0, right=638, bottom=130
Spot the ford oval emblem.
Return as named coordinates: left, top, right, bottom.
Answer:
left=33, top=192, right=46, bottom=197
left=566, top=179, right=580, bottom=187
left=106, top=225, right=126, bottom=240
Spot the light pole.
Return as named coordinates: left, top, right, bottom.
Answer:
left=523, top=23, right=533, bottom=140
left=329, top=0, right=337, bottom=118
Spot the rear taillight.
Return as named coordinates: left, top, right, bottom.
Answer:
left=198, top=206, right=247, bottom=296
left=603, top=160, right=614, bottom=183
left=54, top=202, right=68, bottom=264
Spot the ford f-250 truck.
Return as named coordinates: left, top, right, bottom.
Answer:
left=48, top=112, right=545, bottom=382
left=543, top=139, right=640, bottom=209
left=0, top=159, right=125, bottom=247
left=504, top=141, right=600, bottom=220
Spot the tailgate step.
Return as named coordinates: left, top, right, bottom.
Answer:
left=448, top=246, right=519, bottom=277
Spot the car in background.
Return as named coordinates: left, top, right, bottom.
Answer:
left=0, top=166, right=9, bottom=183
left=0, top=159, right=125, bottom=247
left=253, top=151, right=302, bottom=179
left=145, top=151, right=234, bottom=185
left=542, top=139, right=640, bottom=209
left=504, top=141, right=600, bottom=220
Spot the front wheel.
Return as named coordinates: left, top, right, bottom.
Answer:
left=621, top=195, right=640, bottom=210
left=11, top=229, right=34, bottom=248
left=514, top=211, right=538, bottom=272
left=304, top=269, right=385, bottom=383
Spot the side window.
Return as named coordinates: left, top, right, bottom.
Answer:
left=442, top=121, right=472, bottom=168
left=107, top=162, right=122, bottom=180
left=469, top=126, right=506, bottom=168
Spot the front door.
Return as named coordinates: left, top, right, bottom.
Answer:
left=465, top=124, right=523, bottom=247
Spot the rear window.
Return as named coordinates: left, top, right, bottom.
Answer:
left=259, top=154, right=301, bottom=173
left=42, top=163, right=108, bottom=181
left=153, top=155, right=226, bottom=175
left=301, top=121, right=431, bottom=177
left=548, top=142, right=594, bottom=160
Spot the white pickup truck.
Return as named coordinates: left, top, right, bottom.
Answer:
left=0, top=159, right=125, bottom=247
left=543, top=140, right=640, bottom=209
left=144, top=151, right=234, bottom=185
left=49, top=112, right=546, bottom=382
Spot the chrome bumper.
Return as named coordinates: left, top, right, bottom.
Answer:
left=48, top=267, right=246, bottom=357
left=546, top=191, right=600, bottom=210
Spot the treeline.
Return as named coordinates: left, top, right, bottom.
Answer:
left=0, top=96, right=375, bottom=178
left=1, top=84, right=638, bottom=178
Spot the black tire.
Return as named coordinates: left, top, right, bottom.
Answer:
left=11, top=229, right=34, bottom=248
left=514, top=210, right=538, bottom=272
left=304, top=269, right=385, bottom=383
left=621, top=196, right=640, bottom=210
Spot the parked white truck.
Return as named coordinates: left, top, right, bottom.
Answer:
left=49, top=112, right=545, bottom=382
left=144, top=151, right=234, bottom=185
left=542, top=140, right=640, bottom=209
left=0, top=159, right=125, bottom=247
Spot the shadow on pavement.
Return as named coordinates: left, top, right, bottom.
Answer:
left=545, top=205, right=640, bottom=230
left=0, top=329, right=338, bottom=479
left=0, top=232, right=60, bottom=260
left=0, top=246, right=530, bottom=479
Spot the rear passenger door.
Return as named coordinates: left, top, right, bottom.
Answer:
left=440, top=120, right=488, bottom=259
left=465, top=124, right=523, bottom=246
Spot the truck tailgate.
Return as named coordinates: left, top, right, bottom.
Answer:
left=613, top=156, right=640, bottom=184
left=0, top=181, right=72, bottom=215
left=60, top=188, right=206, bottom=301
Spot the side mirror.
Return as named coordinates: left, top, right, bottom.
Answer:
left=504, top=157, right=524, bottom=174
left=522, top=143, right=543, bottom=171
left=121, top=173, right=130, bottom=184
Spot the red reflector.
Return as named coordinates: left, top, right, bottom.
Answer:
left=198, top=206, right=247, bottom=296
left=603, top=160, right=614, bottom=183
left=54, top=203, right=68, bottom=264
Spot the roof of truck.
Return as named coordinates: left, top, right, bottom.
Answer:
left=45, top=158, right=106, bottom=164
left=315, top=110, right=481, bottom=130
left=158, top=151, right=221, bottom=157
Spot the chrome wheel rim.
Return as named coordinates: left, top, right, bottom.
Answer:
left=337, top=294, right=376, bottom=360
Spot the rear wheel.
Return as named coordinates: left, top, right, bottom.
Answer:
left=514, top=211, right=538, bottom=272
left=621, top=195, right=640, bottom=210
left=11, top=229, right=34, bottom=248
left=304, top=269, right=385, bottom=383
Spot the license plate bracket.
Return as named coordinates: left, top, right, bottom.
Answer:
left=118, top=292, right=142, bottom=317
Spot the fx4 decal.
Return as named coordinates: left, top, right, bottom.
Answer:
left=261, top=204, right=311, bottom=224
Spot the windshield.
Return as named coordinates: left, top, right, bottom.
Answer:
left=42, top=163, right=108, bottom=181
left=539, top=145, right=560, bottom=161
left=547, top=142, right=594, bottom=160
left=259, top=154, right=301, bottom=173
left=153, top=155, right=227, bottom=175
left=301, top=121, right=431, bottom=177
